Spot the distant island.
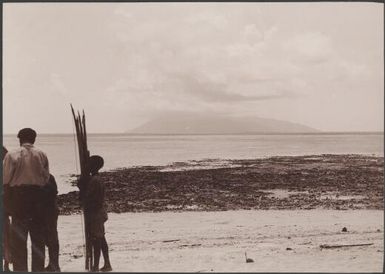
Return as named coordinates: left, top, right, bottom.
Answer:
left=127, top=113, right=319, bottom=134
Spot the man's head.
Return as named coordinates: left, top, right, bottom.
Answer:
left=89, top=155, right=104, bottom=174
left=17, top=128, right=37, bottom=145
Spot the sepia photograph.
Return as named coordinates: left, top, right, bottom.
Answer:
left=2, top=1, right=384, bottom=272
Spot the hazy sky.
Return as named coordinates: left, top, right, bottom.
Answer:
left=3, top=2, right=384, bottom=133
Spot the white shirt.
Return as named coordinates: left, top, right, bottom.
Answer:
left=3, top=143, right=50, bottom=187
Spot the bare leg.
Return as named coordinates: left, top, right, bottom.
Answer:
left=45, top=214, right=60, bottom=272
left=100, top=236, right=112, bottom=271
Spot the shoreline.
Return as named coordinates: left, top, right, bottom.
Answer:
left=58, top=154, right=384, bottom=214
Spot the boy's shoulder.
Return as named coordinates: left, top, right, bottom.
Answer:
left=89, top=173, right=104, bottom=184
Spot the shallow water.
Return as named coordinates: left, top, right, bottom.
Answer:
left=3, top=133, right=383, bottom=194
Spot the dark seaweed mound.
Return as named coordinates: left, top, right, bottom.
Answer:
left=58, top=154, right=384, bottom=215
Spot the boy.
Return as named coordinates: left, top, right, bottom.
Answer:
left=85, top=155, right=112, bottom=272
left=43, top=174, right=61, bottom=272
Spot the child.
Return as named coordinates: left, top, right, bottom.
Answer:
left=43, top=174, right=61, bottom=272
left=85, top=155, right=112, bottom=272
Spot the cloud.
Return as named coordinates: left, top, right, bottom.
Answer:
left=283, top=32, right=334, bottom=64
left=3, top=3, right=383, bottom=132
left=173, top=74, right=298, bottom=103
left=105, top=7, right=306, bottom=108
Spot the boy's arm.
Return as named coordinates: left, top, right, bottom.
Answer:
left=41, top=152, right=50, bottom=184
left=47, top=175, right=58, bottom=196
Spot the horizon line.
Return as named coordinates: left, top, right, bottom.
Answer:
left=3, top=131, right=384, bottom=136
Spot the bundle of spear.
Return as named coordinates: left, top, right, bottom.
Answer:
left=70, top=104, right=93, bottom=271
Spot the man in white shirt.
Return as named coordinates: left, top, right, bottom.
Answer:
left=3, top=128, right=50, bottom=272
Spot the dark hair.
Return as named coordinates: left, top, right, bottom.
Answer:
left=89, top=155, right=104, bottom=173
left=17, top=128, right=37, bottom=143
left=3, top=146, right=8, bottom=160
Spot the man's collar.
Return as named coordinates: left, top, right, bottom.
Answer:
left=21, top=143, right=34, bottom=147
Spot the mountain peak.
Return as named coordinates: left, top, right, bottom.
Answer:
left=128, top=113, right=319, bottom=134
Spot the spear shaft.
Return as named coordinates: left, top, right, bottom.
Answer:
left=71, top=104, right=93, bottom=271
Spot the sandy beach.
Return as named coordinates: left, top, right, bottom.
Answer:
left=52, top=154, right=385, bottom=272
left=58, top=210, right=383, bottom=272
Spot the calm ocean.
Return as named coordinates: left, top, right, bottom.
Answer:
left=3, top=133, right=383, bottom=194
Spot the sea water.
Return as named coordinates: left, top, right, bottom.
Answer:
left=3, top=133, right=383, bottom=194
